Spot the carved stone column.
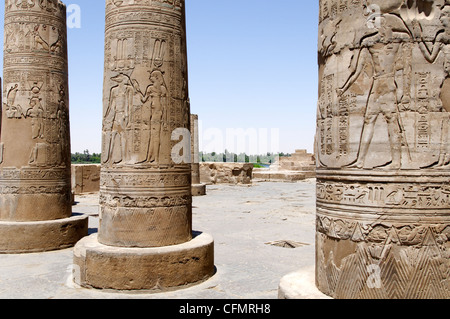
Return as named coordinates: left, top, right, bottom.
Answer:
left=191, top=114, right=206, bottom=196
left=313, top=0, right=450, bottom=299
left=73, top=0, right=214, bottom=291
left=0, top=0, right=88, bottom=253
left=279, top=0, right=450, bottom=299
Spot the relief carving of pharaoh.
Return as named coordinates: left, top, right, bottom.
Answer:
left=102, top=0, right=188, bottom=168
left=316, top=0, right=450, bottom=300
left=102, top=38, right=173, bottom=166
left=316, top=0, right=449, bottom=170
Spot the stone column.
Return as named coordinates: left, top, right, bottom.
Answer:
left=191, top=114, right=206, bottom=196
left=279, top=0, right=450, bottom=299
left=0, top=0, right=88, bottom=253
left=73, top=0, right=214, bottom=291
left=313, top=0, right=450, bottom=299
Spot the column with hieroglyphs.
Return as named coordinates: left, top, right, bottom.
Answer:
left=73, top=0, right=214, bottom=291
left=0, top=0, right=88, bottom=253
left=191, top=114, right=206, bottom=196
left=280, top=0, right=450, bottom=299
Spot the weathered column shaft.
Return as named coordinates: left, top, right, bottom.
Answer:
left=190, top=114, right=200, bottom=185
left=0, top=0, right=72, bottom=222
left=315, top=0, right=450, bottom=298
left=99, top=0, right=192, bottom=248
left=74, top=1, right=213, bottom=291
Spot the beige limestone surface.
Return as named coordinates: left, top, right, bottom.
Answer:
left=71, top=164, right=101, bottom=195
left=98, top=0, right=193, bottom=249
left=200, top=162, right=253, bottom=185
left=0, top=180, right=318, bottom=298
left=0, top=0, right=88, bottom=253
left=314, top=0, right=450, bottom=299
left=75, top=0, right=214, bottom=291
left=1, top=0, right=72, bottom=222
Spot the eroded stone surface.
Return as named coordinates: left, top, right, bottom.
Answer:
left=315, top=0, right=450, bottom=299
left=200, top=162, right=253, bottom=185
left=73, top=233, right=214, bottom=291
left=0, top=0, right=72, bottom=222
left=71, top=164, right=101, bottom=195
left=98, top=0, right=193, bottom=248
left=191, top=114, right=206, bottom=196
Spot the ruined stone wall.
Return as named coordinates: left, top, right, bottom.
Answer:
left=71, top=164, right=101, bottom=195
left=200, top=162, right=253, bottom=185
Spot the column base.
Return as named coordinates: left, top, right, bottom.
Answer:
left=191, top=183, right=206, bottom=196
left=0, top=214, right=89, bottom=254
left=278, top=267, right=332, bottom=299
left=73, top=232, right=215, bottom=291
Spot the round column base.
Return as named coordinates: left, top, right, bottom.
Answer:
left=191, top=184, right=207, bottom=196
left=73, top=232, right=215, bottom=291
left=0, top=214, right=89, bottom=254
left=278, top=267, right=332, bottom=299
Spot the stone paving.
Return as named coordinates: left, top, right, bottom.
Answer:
left=0, top=180, right=317, bottom=299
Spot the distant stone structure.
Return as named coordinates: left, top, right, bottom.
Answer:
left=190, top=114, right=206, bottom=196
left=253, top=149, right=316, bottom=182
left=71, top=164, right=101, bottom=195
left=281, top=0, right=450, bottom=299
left=0, top=1, right=88, bottom=253
left=73, top=0, right=214, bottom=291
left=200, top=162, right=253, bottom=185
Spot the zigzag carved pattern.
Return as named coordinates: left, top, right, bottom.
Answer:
left=316, top=227, right=450, bottom=299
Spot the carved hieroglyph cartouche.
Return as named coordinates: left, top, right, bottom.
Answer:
left=0, top=0, right=72, bottom=222
left=99, top=0, right=192, bottom=248
left=316, top=0, right=450, bottom=298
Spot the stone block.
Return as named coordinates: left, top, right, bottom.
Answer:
left=71, top=164, right=101, bottom=195
left=200, top=162, right=253, bottom=185
left=73, top=232, right=215, bottom=291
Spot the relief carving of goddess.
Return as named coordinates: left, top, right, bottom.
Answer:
left=132, top=69, right=168, bottom=164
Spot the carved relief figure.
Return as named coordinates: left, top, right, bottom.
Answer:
left=140, top=69, right=168, bottom=163
left=5, top=84, right=22, bottom=118
left=103, top=74, right=133, bottom=164
left=32, top=25, right=50, bottom=51
left=412, top=4, right=450, bottom=168
left=315, top=0, right=450, bottom=300
left=26, top=95, right=45, bottom=139
left=15, top=0, right=36, bottom=9
left=338, top=15, right=410, bottom=169
left=50, top=29, right=64, bottom=54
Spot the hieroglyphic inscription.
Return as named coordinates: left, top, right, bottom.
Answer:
left=0, top=1, right=72, bottom=221
left=315, top=0, right=450, bottom=299
left=317, top=181, right=450, bottom=209
left=316, top=0, right=449, bottom=170
left=2, top=1, right=70, bottom=169
left=99, top=0, right=192, bottom=248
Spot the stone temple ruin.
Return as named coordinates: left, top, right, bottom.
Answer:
left=253, top=149, right=316, bottom=182
left=0, top=0, right=449, bottom=299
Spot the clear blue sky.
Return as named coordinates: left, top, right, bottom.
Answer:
left=0, top=0, right=319, bottom=155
